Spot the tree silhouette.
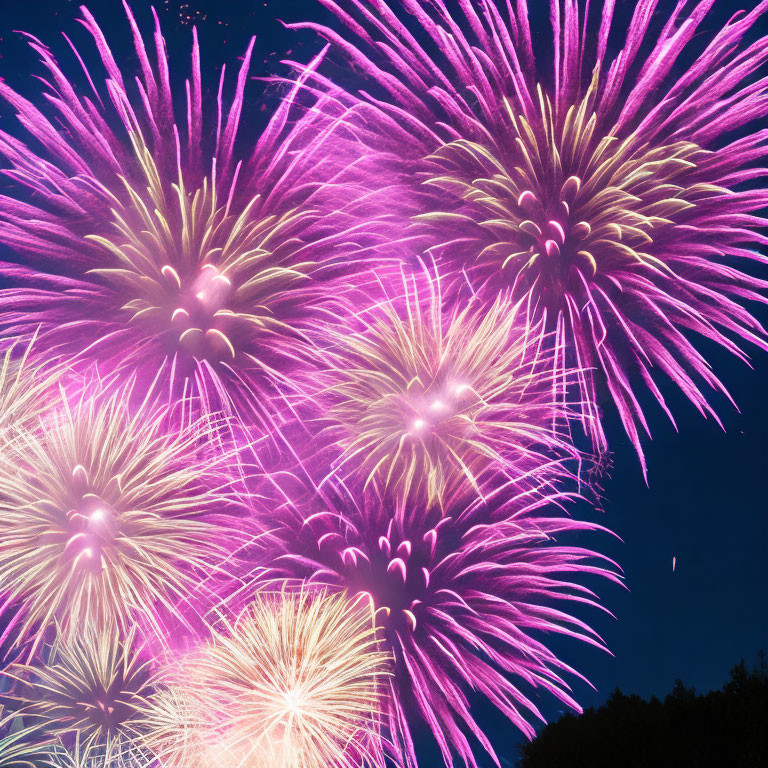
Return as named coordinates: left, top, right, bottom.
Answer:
left=520, top=654, right=768, bottom=767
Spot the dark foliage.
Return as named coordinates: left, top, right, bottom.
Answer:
left=520, top=655, right=768, bottom=767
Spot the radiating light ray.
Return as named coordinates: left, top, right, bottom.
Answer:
left=0, top=336, right=65, bottom=445
left=50, top=743, right=153, bottom=768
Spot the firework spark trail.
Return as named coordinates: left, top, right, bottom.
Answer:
left=142, top=587, right=388, bottom=768
left=0, top=725, right=58, bottom=767
left=0, top=374, right=251, bottom=654
left=308, top=264, right=583, bottom=506
left=0, top=335, right=66, bottom=444
left=291, top=0, right=768, bottom=474
left=1, top=623, right=154, bottom=765
left=50, top=744, right=153, bottom=768
left=0, top=3, right=388, bottom=426
left=260, top=473, right=621, bottom=768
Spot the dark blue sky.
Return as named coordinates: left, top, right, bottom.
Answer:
left=0, top=1, right=766, bottom=765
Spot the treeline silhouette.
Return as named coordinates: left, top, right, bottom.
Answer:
left=520, top=654, right=768, bottom=767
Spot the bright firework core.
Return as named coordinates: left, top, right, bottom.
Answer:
left=65, top=470, right=118, bottom=574
left=144, top=588, right=387, bottom=768
left=0, top=378, right=245, bottom=646
left=90, top=163, right=272, bottom=369
left=164, top=263, right=235, bottom=360
left=321, top=273, right=571, bottom=507
left=424, top=88, right=704, bottom=305
left=404, top=380, right=472, bottom=437
left=511, top=176, right=592, bottom=275
left=360, top=515, right=438, bottom=634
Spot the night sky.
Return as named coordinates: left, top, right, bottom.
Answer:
left=0, top=1, right=766, bottom=765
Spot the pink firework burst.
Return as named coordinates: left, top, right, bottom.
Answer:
left=0, top=3, right=375, bottom=425
left=292, top=0, right=768, bottom=473
left=257, top=472, right=620, bottom=768
left=305, top=264, right=582, bottom=506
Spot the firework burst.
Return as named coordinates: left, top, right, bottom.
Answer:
left=312, top=266, right=578, bottom=505
left=0, top=3, right=370, bottom=424
left=2, top=623, right=153, bottom=764
left=0, top=377, right=246, bottom=651
left=264, top=476, right=620, bottom=768
left=142, top=587, right=388, bottom=768
left=294, top=0, right=768, bottom=472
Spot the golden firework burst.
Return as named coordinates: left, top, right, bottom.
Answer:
left=142, top=587, right=388, bottom=768
left=0, top=378, right=245, bottom=648
left=2, top=623, right=153, bottom=764
left=421, top=73, right=705, bottom=290
left=87, top=134, right=318, bottom=371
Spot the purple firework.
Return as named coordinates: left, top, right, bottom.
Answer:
left=293, top=0, right=768, bottom=473
left=0, top=3, right=376, bottom=425
left=261, top=474, right=620, bottom=768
